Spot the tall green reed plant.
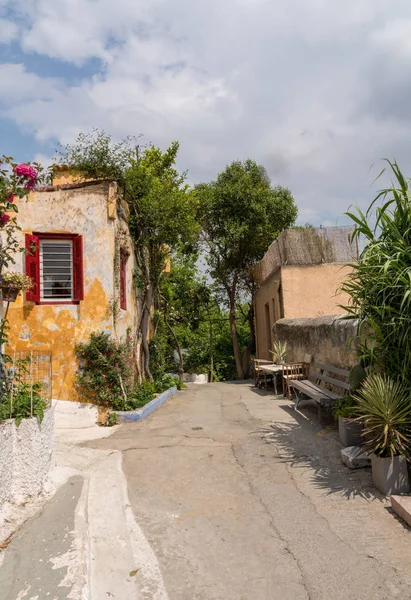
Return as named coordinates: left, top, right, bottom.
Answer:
left=342, top=160, right=411, bottom=386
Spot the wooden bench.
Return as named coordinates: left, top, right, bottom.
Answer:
left=288, top=362, right=350, bottom=423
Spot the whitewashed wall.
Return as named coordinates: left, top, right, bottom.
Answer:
left=0, top=409, right=55, bottom=512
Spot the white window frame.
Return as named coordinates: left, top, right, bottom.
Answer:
left=40, top=238, right=74, bottom=303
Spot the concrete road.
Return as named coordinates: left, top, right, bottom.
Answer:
left=90, top=382, right=411, bottom=600
left=2, top=382, right=411, bottom=599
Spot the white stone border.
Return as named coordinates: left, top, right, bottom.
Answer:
left=0, top=408, right=55, bottom=514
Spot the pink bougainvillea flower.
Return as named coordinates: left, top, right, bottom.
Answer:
left=0, top=213, right=11, bottom=227
left=14, top=164, right=38, bottom=180
left=24, top=179, right=37, bottom=191
left=5, top=194, right=15, bottom=203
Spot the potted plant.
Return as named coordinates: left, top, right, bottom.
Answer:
left=269, top=340, right=288, bottom=365
left=0, top=272, right=32, bottom=302
left=354, top=374, right=411, bottom=496
left=334, top=364, right=367, bottom=447
left=333, top=395, right=364, bottom=447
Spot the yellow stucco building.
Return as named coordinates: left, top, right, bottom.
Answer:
left=5, top=171, right=140, bottom=401
left=252, top=226, right=357, bottom=360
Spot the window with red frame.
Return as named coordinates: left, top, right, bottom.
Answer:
left=25, top=233, right=84, bottom=304
left=120, top=251, right=129, bottom=310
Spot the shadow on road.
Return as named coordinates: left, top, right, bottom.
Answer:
left=253, top=400, right=375, bottom=501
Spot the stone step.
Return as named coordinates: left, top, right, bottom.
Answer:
left=390, top=495, right=411, bottom=527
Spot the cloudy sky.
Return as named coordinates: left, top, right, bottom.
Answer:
left=0, top=1, right=410, bottom=225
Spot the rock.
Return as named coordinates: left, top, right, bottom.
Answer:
left=390, top=495, right=411, bottom=527
left=341, top=446, right=371, bottom=469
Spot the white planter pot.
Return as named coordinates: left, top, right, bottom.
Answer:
left=371, top=454, right=410, bottom=496
left=183, top=373, right=208, bottom=384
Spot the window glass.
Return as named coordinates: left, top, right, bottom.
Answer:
left=40, top=239, right=73, bottom=301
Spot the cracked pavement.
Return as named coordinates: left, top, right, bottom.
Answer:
left=2, top=382, right=411, bottom=599
left=89, top=381, right=411, bottom=599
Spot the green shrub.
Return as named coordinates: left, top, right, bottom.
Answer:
left=0, top=382, right=47, bottom=426
left=154, top=373, right=179, bottom=393
left=332, top=395, right=357, bottom=420
left=75, top=332, right=133, bottom=410
left=106, top=412, right=119, bottom=427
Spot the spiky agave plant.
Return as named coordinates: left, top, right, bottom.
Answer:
left=354, top=374, right=411, bottom=458
left=269, top=340, right=288, bottom=362
left=342, top=160, right=411, bottom=386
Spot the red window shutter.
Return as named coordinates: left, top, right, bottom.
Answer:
left=72, top=235, right=84, bottom=302
left=120, top=252, right=127, bottom=310
left=25, top=234, right=40, bottom=303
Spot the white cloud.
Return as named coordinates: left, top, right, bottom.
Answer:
left=370, top=18, right=411, bottom=60
left=2, top=0, right=411, bottom=224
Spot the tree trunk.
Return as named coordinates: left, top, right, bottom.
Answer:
left=139, top=277, right=153, bottom=381
left=228, top=278, right=245, bottom=380
left=209, top=315, right=214, bottom=383
left=240, top=301, right=256, bottom=379
left=164, top=312, right=184, bottom=382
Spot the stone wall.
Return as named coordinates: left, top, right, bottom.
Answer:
left=273, top=315, right=358, bottom=369
left=0, top=409, right=55, bottom=513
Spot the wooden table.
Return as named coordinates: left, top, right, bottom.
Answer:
left=259, top=364, right=283, bottom=395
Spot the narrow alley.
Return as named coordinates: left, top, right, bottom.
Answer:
left=2, top=383, right=411, bottom=599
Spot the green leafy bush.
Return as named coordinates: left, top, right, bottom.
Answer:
left=0, top=382, right=47, bottom=426
left=106, top=412, right=119, bottom=427
left=76, top=331, right=182, bottom=412
left=332, top=395, right=357, bottom=420
left=154, top=373, right=178, bottom=393
left=75, top=331, right=133, bottom=410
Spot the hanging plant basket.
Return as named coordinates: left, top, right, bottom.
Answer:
left=0, top=285, right=21, bottom=302
left=0, top=273, right=32, bottom=302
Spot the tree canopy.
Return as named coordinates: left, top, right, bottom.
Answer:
left=59, top=131, right=199, bottom=380
left=197, top=159, right=297, bottom=378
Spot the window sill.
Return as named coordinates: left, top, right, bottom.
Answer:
left=35, top=301, right=80, bottom=306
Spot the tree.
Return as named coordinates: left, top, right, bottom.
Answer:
left=197, top=159, right=297, bottom=379
left=158, top=251, right=210, bottom=382
left=59, top=132, right=199, bottom=380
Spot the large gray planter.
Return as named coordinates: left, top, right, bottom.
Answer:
left=371, top=454, right=410, bottom=496
left=338, top=416, right=363, bottom=447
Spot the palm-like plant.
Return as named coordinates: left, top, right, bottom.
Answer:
left=342, top=160, right=411, bottom=386
left=354, top=374, right=411, bottom=458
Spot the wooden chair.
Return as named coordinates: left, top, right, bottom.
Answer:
left=254, top=359, right=275, bottom=388
left=282, top=354, right=312, bottom=398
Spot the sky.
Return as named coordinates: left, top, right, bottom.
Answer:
left=1, top=1, right=411, bottom=226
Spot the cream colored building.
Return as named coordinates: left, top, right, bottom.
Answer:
left=252, top=226, right=357, bottom=360
left=5, top=170, right=140, bottom=401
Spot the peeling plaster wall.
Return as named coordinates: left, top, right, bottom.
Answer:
left=0, top=409, right=55, bottom=513
left=6, top=183, right=140, bottom=401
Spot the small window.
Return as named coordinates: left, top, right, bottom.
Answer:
left=40, top=239, right=73, bottom=301
left=25, top=234, right=84, bottom=304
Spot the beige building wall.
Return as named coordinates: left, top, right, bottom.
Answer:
left=5, top=182, right=140, bottom=401
left=254, top=264, right=352, bottom=359
left=281, top=264, right=352, bottom=319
